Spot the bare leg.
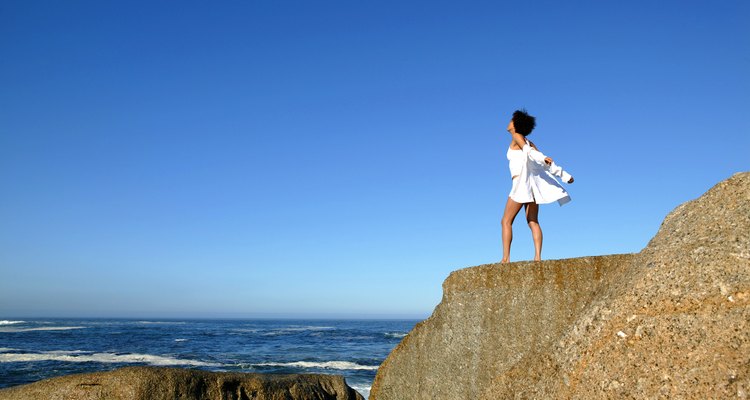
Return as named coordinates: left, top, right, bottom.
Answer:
left=501, top=195, right=524, bottom=263
left=525, top=202, right=542, bottom=261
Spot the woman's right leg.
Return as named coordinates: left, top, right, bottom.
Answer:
left=525, top=202, right=543, bottom=261
left=501, top=196, right=524, bottom=263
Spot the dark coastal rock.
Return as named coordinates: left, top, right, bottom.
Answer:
left=370, top=171, right=749, bottom=399
left=0, top=366, right=365, bottom=400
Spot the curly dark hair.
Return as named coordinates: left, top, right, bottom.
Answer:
left=512, top=109, right=536, bottom=136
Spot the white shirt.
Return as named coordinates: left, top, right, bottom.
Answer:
left=508, top=139, right=572, bottom=206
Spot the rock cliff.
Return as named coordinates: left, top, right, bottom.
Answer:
left=371, top=171, right=749, bottom=399
left=0, top=366, right=364, bottom=400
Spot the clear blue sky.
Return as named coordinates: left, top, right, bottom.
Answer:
left=1, top=1, right=748, bottom=319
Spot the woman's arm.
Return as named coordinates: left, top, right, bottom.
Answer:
left=523, top=139, right=552, bottom=166
left=526, top=139, right=574, bottom=183
left=528, top=140, right=553, bottom=165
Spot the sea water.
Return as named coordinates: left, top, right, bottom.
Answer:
left=0, top=318, right=419, bottom=399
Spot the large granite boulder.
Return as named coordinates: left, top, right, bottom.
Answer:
left=0, top=366, right=365, bottom=400
left=371, top=171, right=749, bottom=399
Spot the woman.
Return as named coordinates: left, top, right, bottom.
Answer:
left=501, top=109, right=574, bottom=263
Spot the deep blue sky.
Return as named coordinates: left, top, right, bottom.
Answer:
left=1, top=1, right=748, bottom=319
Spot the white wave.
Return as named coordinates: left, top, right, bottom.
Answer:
left=37, top=349, right=88, bottom=355
left=135, top=321, right=186, bottom=325
left=230, top=328, right=261, bottom=333
left=174, top=338, right=189, bottom=342
left=0, top=320, right=25, bottom=325
left=0, top=326, right=86, bottom=333
left=0, top=348, right=17, bottom=352
left=0, top=350, right=219, bottom=367
left=348, top=335, right=376, bottom=340
left=283, top=325, right=335, bottom=331
left=253, top=360, right=378, bottom=371
left=384, top=332, right=407, bottom=338
left=261, top=326, right=335, bottom=336
left=350, top=384, right=372, bottom=399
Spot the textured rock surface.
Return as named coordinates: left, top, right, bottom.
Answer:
left=0, top=366, right=364, bottom=400
left=370, top=171, right=750, bottom=399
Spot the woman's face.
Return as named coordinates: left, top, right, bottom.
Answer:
left=506, top=119, right=515, bottom=134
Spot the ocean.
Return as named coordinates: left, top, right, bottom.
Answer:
left=0, top=318, right=420, bottom=399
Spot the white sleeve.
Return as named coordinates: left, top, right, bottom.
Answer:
left=522, top=142, right=548, bottom=165
left=548, top=161, right=573, bottom=183
left=523, top=143, right=572, bottom=183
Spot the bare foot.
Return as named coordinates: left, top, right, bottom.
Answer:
left=500, top=258, right=509, bottom=264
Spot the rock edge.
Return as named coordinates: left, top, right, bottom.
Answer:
left=0, top=365, right=365, bottom=400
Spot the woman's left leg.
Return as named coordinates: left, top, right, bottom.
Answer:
left=501, top=196, right=524, bottom=263
left=525, top=202, right=542, bottom=261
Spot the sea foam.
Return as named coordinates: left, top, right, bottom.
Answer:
left=0, top=326, right=86, bottom=333
left=252, top=360, right=378, bottom=371
left=261, top=326, right=336, bottom=336
left=0, top=320, right=25, bottom=325
left=0, top=349, right=219, bottom=367
left=350, top=384, right=372, bottom=399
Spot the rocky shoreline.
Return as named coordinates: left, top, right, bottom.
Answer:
left=3, top=172, right=747, bottom=399
left=0, top=366, right=364, bottom=400
left=371, top=172, right=749, bottom=399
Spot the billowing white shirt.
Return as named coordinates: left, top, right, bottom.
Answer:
left=508, top=140, right=573, bottom=206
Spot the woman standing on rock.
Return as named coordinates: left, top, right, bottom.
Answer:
left=501, top=109, right=574, bottom=263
